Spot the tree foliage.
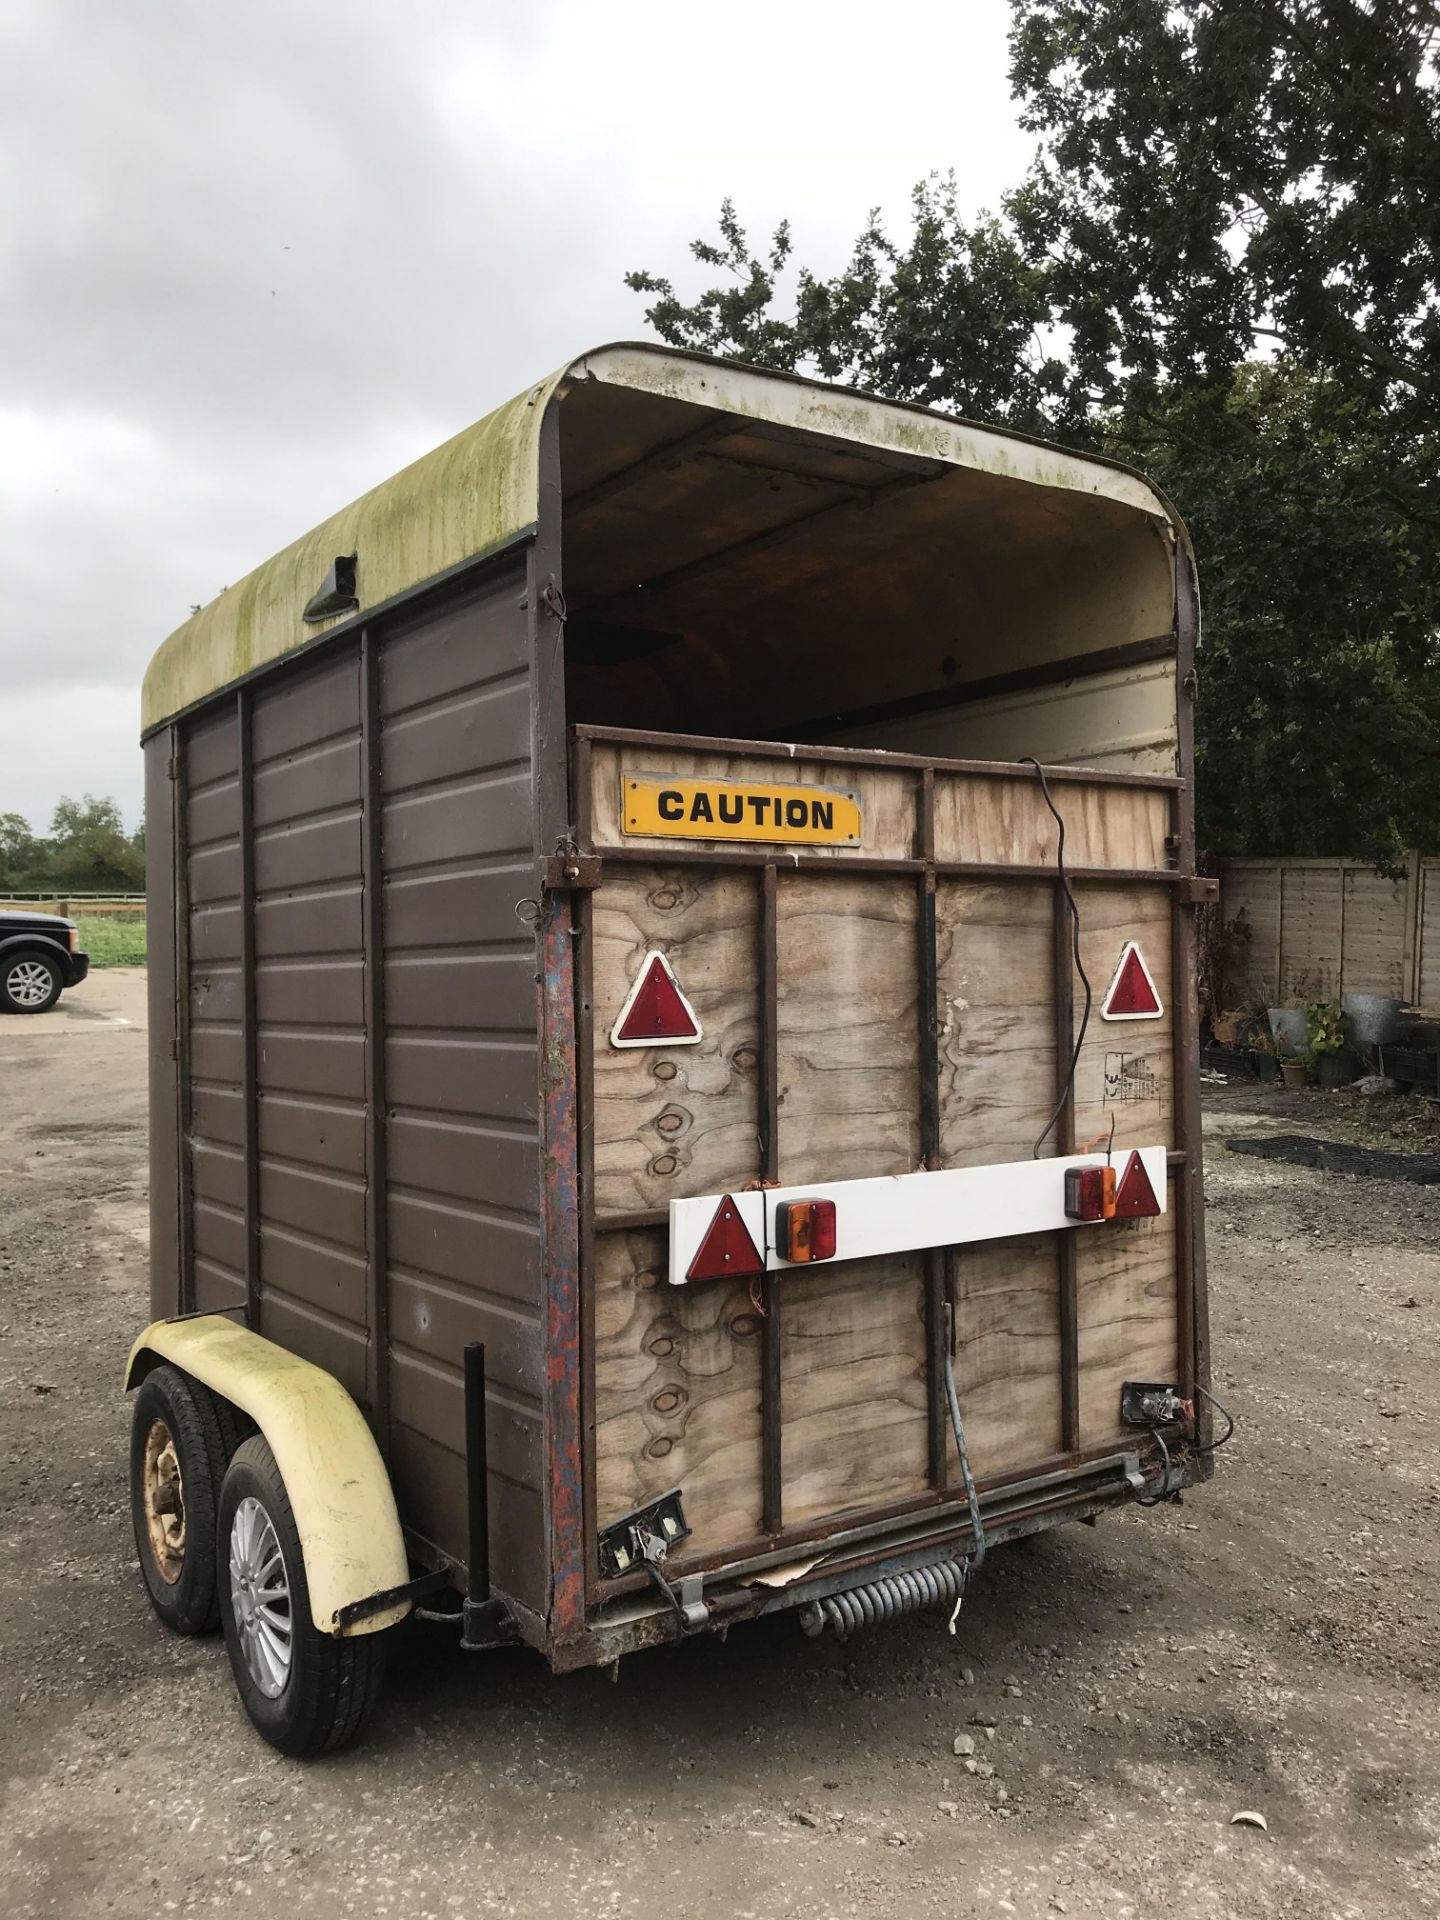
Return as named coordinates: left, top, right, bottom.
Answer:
left=0, top=796, right=145, bottom=895
left=624, top=0, right=1440, bottom=865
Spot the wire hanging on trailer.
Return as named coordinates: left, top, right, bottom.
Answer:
left=1019, top=756, right=1094, bottom=1158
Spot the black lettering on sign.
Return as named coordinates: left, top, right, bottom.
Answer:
left=690, top=792, right=714, bottom=823
left=718, top=793, right=743, bottom=824
left=747, top=796, right=768, bottom=824
left=812, top=800, right=834, bottom=830
left=785, top=798, right=808, bottom=828
left=658, top=789, right=684, bottom=821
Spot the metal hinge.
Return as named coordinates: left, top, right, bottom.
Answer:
left=1179, top=875, right=1219, bottom=906
left=544, top=852, right=602, bottom=890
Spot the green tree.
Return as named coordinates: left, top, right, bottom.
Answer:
left=0, top=812, right=43, bottom=892
left=45, top=795, right=146, bottom=893
left=624, top=1, right=1440, bottom=864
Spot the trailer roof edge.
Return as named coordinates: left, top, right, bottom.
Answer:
left=141, top=343, right=1187, bottom=734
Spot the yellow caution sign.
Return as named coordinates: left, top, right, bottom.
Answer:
left=622, top=774, right=863, bottom=846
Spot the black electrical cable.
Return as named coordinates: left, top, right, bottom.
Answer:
left=1194, top=1383, right=1236, bottom=1453
left=1134, top=1425, right=1174, bottom=1507
left=942, top=1305, right=986, bottom=1569
left=1019, top=756, right=1093, bottom=1157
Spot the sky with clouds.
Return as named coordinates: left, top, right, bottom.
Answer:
left=0, top=0, right=1030, bottom=833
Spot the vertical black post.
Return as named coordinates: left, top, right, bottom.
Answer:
left=465, top=1342, right=491, bottom=1605
left=918, top=768, right=948, bottom=1488
left=758, top=862, right=783, bottom=1536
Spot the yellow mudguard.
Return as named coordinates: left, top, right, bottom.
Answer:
left=126, top=1316, right=410, bottom=1636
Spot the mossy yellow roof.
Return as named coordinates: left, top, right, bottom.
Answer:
left=142, top=344, right=1177, bottom=734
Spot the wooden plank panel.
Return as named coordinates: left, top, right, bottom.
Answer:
left=1071, top=885, right=1175, bottom=1154
left=1421, top=863, right=1440, bottom=1010
left=936, top=880, right=1056, bottom=1168
left=1279, top=867, right=1341, bottom=1002
left=778, top=1253, right=928, bottom=1526
left=1217, top=866, right=1281, bottom=1008
left=1077, top=1208, right=1178, bottom=1448
left=1341, top=867, right=1409, bottom=999
left=776, top=872, right=920, bottom=1184
left=934, top=773, right=1170, bottom=871
left=591, top=864, right=761, bottom=1215
left=589, top=740, right=917, bottom=861
left=593, top=1226, right=763, bottom=1552
left=950, top=1234, right=1062, bottom=1479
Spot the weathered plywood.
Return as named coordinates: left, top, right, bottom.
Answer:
left=1071, top=885, right=1175, bottom=1154
left=937, top=880, right=1056, bottom=1168
left=592, top=865, right=762, bottom=1214
left=593, top=1227, right=762, bottom=1553
left=1421, top=862, right=1440, bottom=1011
left=1077, top=1209, right=1178, bottom=1449
left=933, top=772, right=1171, bottom=872
left=778, top=1253, right=928, bottom=1526
left=951, top=1234, right=1063, bottom=1479
left=589, top=740, right=918, bottom=861
left=776, top=873, right=921, bottom=1184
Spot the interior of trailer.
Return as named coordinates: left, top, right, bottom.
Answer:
left=554, top=373, right=1180, bottom=775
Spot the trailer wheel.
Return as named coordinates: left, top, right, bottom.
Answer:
left=218, top=1436, right=386, bottom=1757
left=129, top=1364, right=231, bottom=1634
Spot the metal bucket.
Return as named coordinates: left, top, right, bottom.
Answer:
left=1341, top=993, right=1405, bottom=1051
left=1268, top=1007, right=1310, bottom=1054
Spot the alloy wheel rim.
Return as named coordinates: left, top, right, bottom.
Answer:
left=7, top=960, right=53, bottom=1007
left=142, top=1419, right=186, bottom=1583
left=229, top=1496, right=293, bottom=1697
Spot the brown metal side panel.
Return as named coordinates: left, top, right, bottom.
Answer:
left=377, top=569, right=547, bottom=1611
left=182, top=704, right=246, bottom=1320
left=145, top=728, right=181, bottom=1320
left=249, top=650, right=369, bottom=1400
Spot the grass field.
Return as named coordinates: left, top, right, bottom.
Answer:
left=75, top=917, right=147, bottom=968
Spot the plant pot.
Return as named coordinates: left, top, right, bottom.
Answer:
left=1340, top=993, right=1404, bottom=1051
left=1314, top=1048, right=1358, bottom=1090
left=1252, top=1053, right=1279, bottom=1083
left=1280, top=1061, right=1309, bottom=1090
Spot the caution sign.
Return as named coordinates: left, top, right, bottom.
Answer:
left=622, top=773, right=862, bottom=847
left=1100, top=940, right=1163, bottom=1021
left=609, top=950, right=703, bottom=1049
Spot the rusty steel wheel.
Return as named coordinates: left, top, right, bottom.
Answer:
left=129, top=1365, right=232, bottom=1634
left=141, top=1419, right=187, bottom=1583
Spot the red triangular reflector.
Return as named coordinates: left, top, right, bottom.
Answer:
left=1102, top=941, right=1163, bottom=1018
left=611, top=951, right=702, bottom=1047
left=1113, top=1150, right=1162, bottom=1220
left=686, top=1194, right=765, bottom=1282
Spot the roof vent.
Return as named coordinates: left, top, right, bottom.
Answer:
left=303, top=554, right=359, bottom=622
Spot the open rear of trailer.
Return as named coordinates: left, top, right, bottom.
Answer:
left=130, top=345, right=1214, bottom=1753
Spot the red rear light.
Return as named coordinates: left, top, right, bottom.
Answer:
left=1064, top=1165, right=1117, bottom=1222
left=777, top=1199, right=837, bottom=1263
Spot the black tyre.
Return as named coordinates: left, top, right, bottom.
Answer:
left=129, top=1364, right=232, bottom=1633
left=217, top=1436, right=386, bottom=1757
left=1, top=948, right=63, bottom=1014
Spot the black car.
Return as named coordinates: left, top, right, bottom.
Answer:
left=0, top=908, right=90, bottom=1014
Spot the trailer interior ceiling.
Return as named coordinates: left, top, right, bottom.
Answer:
left=556, top=367, right=1182, bottom=776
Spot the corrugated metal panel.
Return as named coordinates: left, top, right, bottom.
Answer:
left=249, top=651, right=368, bottom=1399
left=377, top=571, right=546, bottom=1609
left=183, top=706, right=246, bottom=1322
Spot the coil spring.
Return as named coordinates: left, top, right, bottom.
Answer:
left=798, top=1556, right=969, bottom=1641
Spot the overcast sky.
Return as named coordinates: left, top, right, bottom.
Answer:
left=0, top=0, right=1030, bottom=833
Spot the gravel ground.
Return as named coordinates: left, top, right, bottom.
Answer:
left=1, top=974, right=1437, bottom=1919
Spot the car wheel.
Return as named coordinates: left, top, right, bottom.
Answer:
left=1, top=948, right=63, bottom=1014
left=218, top=1436, right=387, bottom=1757
left=129, top=1365, right=232, bottom=1633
